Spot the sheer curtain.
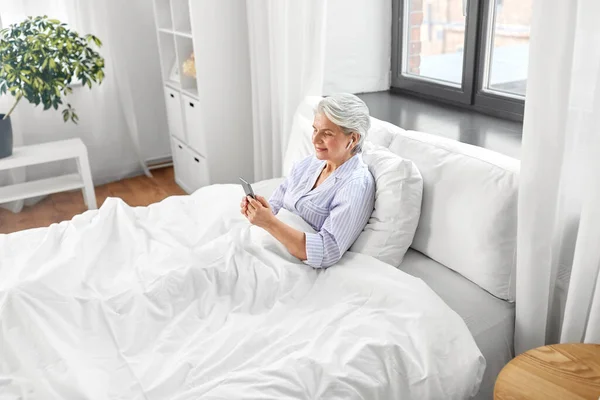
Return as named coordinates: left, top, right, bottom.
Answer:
left=246, top=0, right=327, bottom=181
left=65, top=0, right=152, bottom=177
left=516, top=0, right=600, bottom=354
left=0, top=0, right=169, bottom=213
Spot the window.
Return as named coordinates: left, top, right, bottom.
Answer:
left=392, top=0, right=533, bottom=120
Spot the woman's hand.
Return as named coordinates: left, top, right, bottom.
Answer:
left=240, top=196, right=250, bottom=217
left=244, top=195, right=274, bottom=228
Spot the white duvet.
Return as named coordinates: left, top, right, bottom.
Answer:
left=0, top=183, right=484, bottom=400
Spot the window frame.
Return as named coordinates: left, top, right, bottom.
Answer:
left=391, top=0, right=525, bottom=121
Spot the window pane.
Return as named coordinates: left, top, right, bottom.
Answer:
left=403, top=0, right=467, bottom=86
left=484, top=0, right=532, bottom=97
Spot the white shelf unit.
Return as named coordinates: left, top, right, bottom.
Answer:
left=152, top=0, right=254, bottom=194
left=0, top=139, right=97, bottom=209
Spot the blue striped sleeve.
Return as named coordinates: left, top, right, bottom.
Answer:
left=268, top=176, right=289, bottom=215
left=305, top=177, right=375, bottom=268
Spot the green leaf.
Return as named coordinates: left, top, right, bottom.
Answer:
left=63, top=110, right=69, bottom=122
left=0, top=15, right=104, bottom=122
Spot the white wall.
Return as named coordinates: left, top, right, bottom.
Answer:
left=323, top=0, right=392, bottom=95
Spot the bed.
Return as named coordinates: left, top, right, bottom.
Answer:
left=399, top=250, right=515, bottom=399
left=1, top=191, right=484, bottom=399
left=0, top=98, right=519, bottom=399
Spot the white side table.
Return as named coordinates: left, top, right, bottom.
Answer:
left=0, top=138, right=97, bottom=210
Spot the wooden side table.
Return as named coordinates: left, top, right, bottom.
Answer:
left=0, top=138, right=97, bottom=210
left=494, top=343, right=600, bottom=399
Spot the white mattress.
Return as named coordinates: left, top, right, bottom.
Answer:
left=399, top=249, right=515, bottom=400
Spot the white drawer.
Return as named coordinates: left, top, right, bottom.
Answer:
left=182, top=94, right=207, bottom=157
left=171, top=137, right=190, bottom=193
left=185, top=149, right=209, bottom=192
left=171, top=137, right=209, bottom=194
left=164, top=87, right=185, bottom=142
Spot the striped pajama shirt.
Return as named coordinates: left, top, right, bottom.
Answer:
left=269, top=154, right=375, bottom=268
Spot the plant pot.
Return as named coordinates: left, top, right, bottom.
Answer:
left=0, top=114, right=13, bottom=159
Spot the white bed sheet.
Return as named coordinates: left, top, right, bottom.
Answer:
left=0, top=184, right=485, bottom=400
left=399, top=250, right=515, bottom=400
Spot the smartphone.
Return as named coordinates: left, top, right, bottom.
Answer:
left=239, top=177, right=255, bottom=199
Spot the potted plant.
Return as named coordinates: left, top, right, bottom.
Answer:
left=0, top=15, right=105, bottom=159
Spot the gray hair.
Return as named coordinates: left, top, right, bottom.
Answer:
left=315, top=93, right=371, bottom=154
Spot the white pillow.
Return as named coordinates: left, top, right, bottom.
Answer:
left=388, top=131, right=519, bottom=301
left=350, top=142, right=423, bottom=266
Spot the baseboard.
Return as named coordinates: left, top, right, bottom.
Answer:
left=146, top=155, right=173, bottom=168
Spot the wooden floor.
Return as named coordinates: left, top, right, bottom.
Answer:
left=0, top=167, right=186, bottom=234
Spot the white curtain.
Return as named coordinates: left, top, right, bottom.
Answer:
left=246, top=0, right=327, bottom=181
left=516, top=0, right=600, bottom=354
left=65, top=0, right=152, bottom=178
left=0, top=0, right=169, bottom=212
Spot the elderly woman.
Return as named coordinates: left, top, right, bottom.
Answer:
left=241, top=94, right=375, bottom=268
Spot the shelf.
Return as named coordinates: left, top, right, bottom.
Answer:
left=158, top=28, right=174, bottom=35
left=182, top=87, right=199, bottom=99
left=0, top=139, right=87, bottom=171
left=0, top=173, right=84, bottom=203
left=165, top=80, right=181, bottom=90
left=174, top=31, right=193, bottom=39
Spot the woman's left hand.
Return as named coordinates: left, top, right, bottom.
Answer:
left=245, top=195, right=274, bottom=228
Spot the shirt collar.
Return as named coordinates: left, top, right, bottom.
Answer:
left=331, top=153, right=361, bottom=182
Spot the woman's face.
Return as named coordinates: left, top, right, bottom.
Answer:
left=312, top=113, right=357, bottom=163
